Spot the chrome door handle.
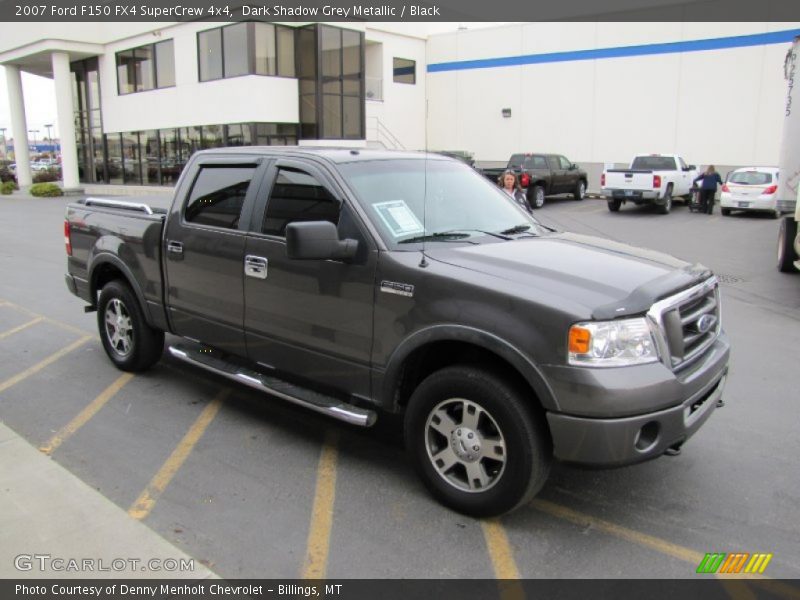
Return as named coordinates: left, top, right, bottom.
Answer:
left=244, top=255, right=268, bottom=279
left=167, top=241, right=183, bottom=254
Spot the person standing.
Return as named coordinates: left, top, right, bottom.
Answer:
left=693, top=166, right=724, bottom=215
left=500, top=170, right=532, bottom=213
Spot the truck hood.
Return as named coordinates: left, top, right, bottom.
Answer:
left=426, top=232, right=712, bottom=319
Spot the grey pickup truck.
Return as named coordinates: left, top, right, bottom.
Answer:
left=65, top=147, right=729, bottom=517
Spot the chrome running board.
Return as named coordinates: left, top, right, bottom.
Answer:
left=168, top=343, right=377, bottom=427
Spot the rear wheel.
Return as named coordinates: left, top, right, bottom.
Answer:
left=777, top=216, right=799, bottom=273
left=721, top=208, right=731, bottom=216
left=608, top=199, right=621, bottom=212
left=528, top=185, right=545, bottom=209
left=573, top=180, right=586, bottom=200
left=405, top=366, right=551, bottom=517
left=657, top=186, right=673, bottom=214
left=97, top=280, right=164, bottom=372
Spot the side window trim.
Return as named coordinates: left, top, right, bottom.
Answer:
left=180, top=158, right=264, bottom=233
left=259, top=159, right=343, bottom=238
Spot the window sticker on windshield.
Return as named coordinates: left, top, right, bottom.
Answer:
left=372, top=200, right=425, bottom=238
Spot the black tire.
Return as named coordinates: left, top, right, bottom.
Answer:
left=657, top=185, right=673, bottom=214
left=721, top=208, right=731, bottom=216
left=528, top=185, right=545, bottom=209
left=777, top=216, right=799, bottom=274
left=404, top=366, right=551, bottom=517
left=608, top=199, right=621, bottom=212
left=97, top=280, right=164, bottom=372
left=573, top=180, right=586, bottom=201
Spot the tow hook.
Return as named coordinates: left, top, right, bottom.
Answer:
left=664, top=443, right=682, bottom=457
left=716, top=398, right=725, bottom=408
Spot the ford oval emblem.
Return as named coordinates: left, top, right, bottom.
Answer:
left=696, top=314, right=717, bottom=334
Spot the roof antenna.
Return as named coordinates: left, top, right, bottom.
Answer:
left=419, top=98, right=429, bottom=269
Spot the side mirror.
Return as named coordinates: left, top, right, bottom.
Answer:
left=286, top=221, right=357, bottom=262
left=688, top=165, right=696, bottom=170
left=569, top=163, right=577, bottom=170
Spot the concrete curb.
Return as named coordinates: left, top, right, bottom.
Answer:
left=0, top=421, right=218, bottom=580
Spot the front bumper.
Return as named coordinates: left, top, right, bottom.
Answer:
left=544, top=333, right=730, bottom=467
left=547, top=368, right=726, bottom=467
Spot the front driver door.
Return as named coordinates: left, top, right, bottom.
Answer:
left=243, top=159, right=377, bottom=399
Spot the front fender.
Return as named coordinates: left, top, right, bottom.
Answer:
left=380, top=324, right=560, bottom=413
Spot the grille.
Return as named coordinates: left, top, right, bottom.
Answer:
left=650, top=278, right=721, bottom=371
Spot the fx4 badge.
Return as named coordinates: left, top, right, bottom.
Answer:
left=380, top=281, right=414, bottom=298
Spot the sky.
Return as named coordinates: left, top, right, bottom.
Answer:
left=0, top=70, right=57, bottom=143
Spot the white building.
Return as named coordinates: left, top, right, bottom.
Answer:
left=1, top=21, right=798, bottom=190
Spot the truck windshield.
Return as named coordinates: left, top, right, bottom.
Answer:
left=339, top=158, right=544, bottom=249
left=630, top=156, right=677, bottom=170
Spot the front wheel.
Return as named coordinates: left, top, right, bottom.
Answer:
left=97, top=280, right=164, bottom=372
left=777, top=216, right=799, bottom=273
left=405, top=366, right=551, bottom=517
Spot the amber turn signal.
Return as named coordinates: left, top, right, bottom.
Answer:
left=568, top=326, right=591, bottom=354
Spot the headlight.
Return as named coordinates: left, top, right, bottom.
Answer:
left=568, top=317, right=658, bottom=367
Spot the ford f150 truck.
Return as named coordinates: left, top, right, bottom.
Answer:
left=482, top=153, right=589, bottom=209
left=602, top=154, right=698, bottom=214
left=65, top=148, right=729, bottom=517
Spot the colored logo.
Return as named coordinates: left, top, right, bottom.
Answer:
left=695, top=314, right=717, bottom=334
left=696, top=553, right=773, bottom=574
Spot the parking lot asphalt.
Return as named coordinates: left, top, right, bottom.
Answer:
left=0, top=191, right=799, bottom=588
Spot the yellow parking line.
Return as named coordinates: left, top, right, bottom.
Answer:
left=128, top=388, right=228, bottom=520
left=532, top=498, right=704, bottom=564
left=39, top=372, right=135, bottom=456
left=0, top=298, right=93, bottom=337
left=531, top=499, right=789, bottom=586
left=481, top=518, right=521, bottom=579
left=0, top=317, right=45, bottom=340
left=0, top=336, right=92, bottom=395
left=302, top=431, right=339, bottom=579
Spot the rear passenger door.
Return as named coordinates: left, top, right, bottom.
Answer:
left=546, top=155, right=566, bottom=193
left=243, top=159, right=377, bottom=399
left=163, top=156, right=263, bottom=354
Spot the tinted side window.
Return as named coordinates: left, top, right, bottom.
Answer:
left=558, top=156, right=572, bottom=169
left=529, top=155, right=547, bottom=169
left=546, top=156, right=560, bottom=170
left=262, top=168, right=340, bottom=236
left=185, top=166, right=255, bottom=229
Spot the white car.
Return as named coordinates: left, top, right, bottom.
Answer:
left=720, top=167, right=780, bottom=218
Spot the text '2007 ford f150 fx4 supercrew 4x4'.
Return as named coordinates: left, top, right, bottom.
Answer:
left=65, top=148, right=729, bottom=517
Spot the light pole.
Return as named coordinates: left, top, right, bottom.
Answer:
left=0, top=127, right=6, bottom=159
left=44, top=123, right=53, bottom=154
left=28, top=129, right=39, bottom=156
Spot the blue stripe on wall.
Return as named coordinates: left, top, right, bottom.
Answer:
left=427, top=28, right=800, bottom=73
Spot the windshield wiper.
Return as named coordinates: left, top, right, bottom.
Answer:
left=500, top=224, right=533, bottom=235
left=399, top=231, right=474, bottom=244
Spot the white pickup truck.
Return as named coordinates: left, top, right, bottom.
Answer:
left=602, top=154, right=698, bottom=214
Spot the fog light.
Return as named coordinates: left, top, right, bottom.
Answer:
left=634, top=421, right=660, bottom=451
